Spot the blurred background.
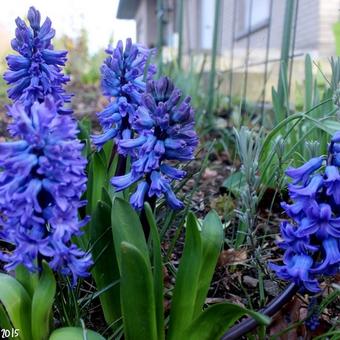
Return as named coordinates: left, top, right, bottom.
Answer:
left=0, top=0, right=340, bottom=129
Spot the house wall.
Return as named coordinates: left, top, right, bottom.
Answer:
left=132, top=0, right=339, bottom=57
left=135, top=0, right=157, bottom=47
left=180, top=0, right=338, bottom=60
left=135, top=0, right=148, bottom=45
left=183, top=0, right=200, bottom=52
left=128, top=0, right=339, bottom=102
left=146, top=0, right=157, bottom=47
left=319, top=0, right=339, bottom=56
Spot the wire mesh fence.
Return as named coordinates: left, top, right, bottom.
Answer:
left=155, top=0, right=337, bottom=125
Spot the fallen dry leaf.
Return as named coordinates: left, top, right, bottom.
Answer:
left=205, top=297, right=226, bottom=304
left=218, top=249, right=247, bottom=266
left=202, top=168, right=218, bottom=179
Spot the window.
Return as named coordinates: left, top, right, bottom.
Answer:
left=237, top=0, right=270, bottom=38
left=200, top=0, right=216, bottom=49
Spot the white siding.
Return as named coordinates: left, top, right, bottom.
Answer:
left=318, top=0, right=339, bottom=56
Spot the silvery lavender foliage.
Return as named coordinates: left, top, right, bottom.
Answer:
left=92, top=38, right=156, bottom=148
left=0, top=98, right=92, bottom=283
left=3, top=7, right=71, bottom=113
left=270, top=133, right=340, bottom=292
left=111, top=77, right=198, bottom=210
left=233, top=127, right=262, bottom=246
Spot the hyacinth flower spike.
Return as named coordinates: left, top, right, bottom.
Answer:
left=3, top=7, right=71, bottom=113
left=92, top=38, right=156, bottom=149
left=0, top=98, right=92, bottom=284
left=111, top=76, right=198, bottom=211
left=271, top=133, right=340, bottom=295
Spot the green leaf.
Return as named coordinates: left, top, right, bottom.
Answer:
left=78, top=117, right=92, bottom=140
left=168, top=213, right=202, bottom=340
left=259, top=112, right=304, bottom=164
left=90, top=200, right=121, bottom=327
left=103, top=139, right=114, bottom=166
left=86, top=153, right=107, bottom=216
left=222, top=171, right=246, bottom=196
left=304, top=54, right=313, bottom=112
left=49, top=327, right=105, bottom=340
left=82, top=152, right=109, bottom=249
left=101, top=187, right=112, bottom=207
left=193, top=210, right=223, bottom=317
left=311, top=117, right=340, bottom=135
left=271, top=87, right=284, bottom=124
left=145, top=203, right=165, bottom=340
left=15, top=265, right=39, bottom=298
left=0, top=273, right=32, bottom=340
left=183, top=303, right=270, bottom=340
left=78, top=118, right=92, bottom=158
left=120, top=242, right=158, bottom=340
left=111, top=198, right=149, bottom=272
left=31, top=261, right=56, bottom=340
left=0, top=303, right=12, bottom=334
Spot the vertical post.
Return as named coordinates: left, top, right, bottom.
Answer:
left=260, top=0, right=273, bottom=124
left=157, top=0, right=164, bottom=75
left=207, top=0, right=222, bottom=125
left=228, top=0, right=237, bottom=110
left=277, top=0, right=295, bottom=119
left=177, top=0, right=184, bottom=69
left=242, top=0, right=253, bottom=114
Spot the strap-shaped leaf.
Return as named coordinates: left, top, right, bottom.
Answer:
left=304, top=54, right=313, bottom=112
left=101, top=187, right=112, bottom=207
left=77, top=118, right=92, bottom=158
left=193, top=210, right=224, bottom=317
left=81, top=152, right=108, bottom=250
left=183, top=303, right=271, bottom=340
left=120, top=242, right=158, bottom=340
left=145, top=203, right=165, bottom=340
left=0, top=273, right=32, bottom=340
left=0, top=303, right=12, bottom=334
left=168, top=212, right=202, bottom=340
left=111, top=198, right=149, bottom=272
left=86, top=152, right=108, bottom=216
left=91, top=200, right=121, bottom=327
left=15, top=264, right=39, bottom=298
left=31, top=261, right=56, bottom=340
left=49, top=327, right=105, bottom=340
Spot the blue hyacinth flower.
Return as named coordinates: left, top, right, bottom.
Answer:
left=111, top=77, right=198, bottom=210
left=285, top=156, right=324, bottom=184
left=92, top=38, right=156, bottom=149
left=271, top=131, right=340, bottom=293
left=3, top=7, right=71, bottom=113
left=0, top=98, right=92, bottom=283
left=270, top=252, right=320, bottom=292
